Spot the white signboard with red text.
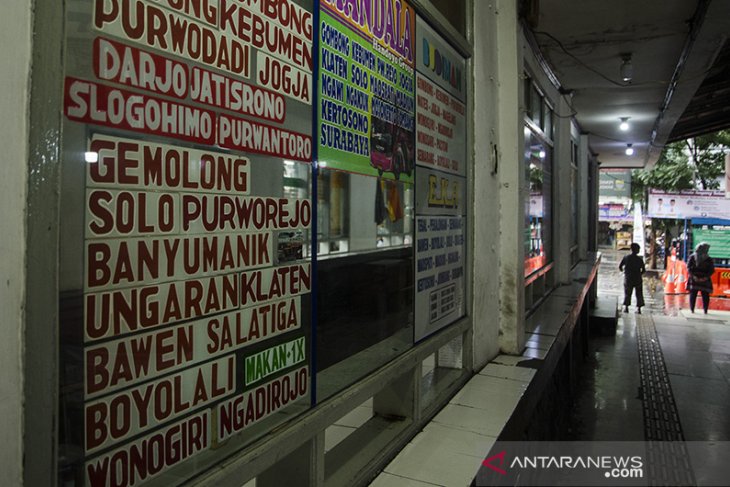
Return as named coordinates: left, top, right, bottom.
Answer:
left=59, top=1, right=313, bottom=485
left=55, top=1, right=472, bottom=483
left=648, top=190, right=730, bottom=219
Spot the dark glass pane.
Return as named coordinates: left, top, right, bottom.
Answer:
left=427, top=0, right=466, bottom=32
left=316, top=247, right=414, bottom=395
left=315, top=172, right=414, bottom=400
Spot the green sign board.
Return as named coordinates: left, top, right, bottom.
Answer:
left=693, top=228, right=730, bottom=259
left=318, top=7, right=415, bottom=182
left=599, top=169, right=631, bottom=199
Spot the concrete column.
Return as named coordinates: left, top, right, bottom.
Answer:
left=0, top=3, right=31, bottom=485
left=470, top=1, right=502, bottom=367
left=496, top=0, right=525, bottom=355
left=469, top=0, right=508, bottom=367
left=554, top=98, right=573, bottom=284
left=24, top=0, right=65, bottom=484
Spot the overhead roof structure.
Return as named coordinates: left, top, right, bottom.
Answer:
left=526, top=0, right=730, bottom=169
left=668, top=40, right=730, bottom=143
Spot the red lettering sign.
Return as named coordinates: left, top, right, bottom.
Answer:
left=85, top=356, right=233, bottom=453
left=85, top=274, right=240, bottom=341
left=217, top=366, right=308, bottom=442
left=190, top=66, right=287, bottom=122
left=86, top=233, right=272, bottom=290
left=218, top=113, right=312, bottom=161
left=88, top=134, right=250, bottom=194
left=93, top=37, right=189, bottom=99
left=65, top=78, right=216, bottom=145
left=85, top=411, right=210, bottom=487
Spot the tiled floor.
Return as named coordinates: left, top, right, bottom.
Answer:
left=369, top=249, right=730, bottom=486
left=369, top=354, right=535, bottom=486
left=570, top=248, right=730, bottom=483
left=590, top=249, right=730, bottom=438
left=656, top=311, right=730, bottom=442
left=378, top=423, right=493, bottom=486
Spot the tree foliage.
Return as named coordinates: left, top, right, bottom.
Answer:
left=630, top=130, right=729, bottom=268
left=632, top=129, right=730, bottom=204
left=685, top=130, right=730, bottom=189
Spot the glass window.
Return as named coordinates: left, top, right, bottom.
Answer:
left=316, top=169, right=414, bottom=255
left=58, top=0, right=318, bottom=484
left=524, top=129, right=552, bottom=276
left=426, top=0, right=467, bottom=32
left=571, top=166, right=578, bottom=248
left=543, top=104, right=553, bottom=139
left=53, top=0, right=469, bottom=483
left=314, top=9, right=468, bottom=400
left=316, top=170, right=414, bottom=400
left=570, top=140, right=579, bottom=251
left=530, top=85, right=542, bottom=127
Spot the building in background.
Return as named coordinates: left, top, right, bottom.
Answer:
left=598, top=169, right=633, bottom=246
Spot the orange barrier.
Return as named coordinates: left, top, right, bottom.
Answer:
left=711, top=268, right=730, bottom=297
left=665, top=262, right=730, bottom=296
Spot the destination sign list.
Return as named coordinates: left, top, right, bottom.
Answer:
left=60, top=1, right=316, bottom=485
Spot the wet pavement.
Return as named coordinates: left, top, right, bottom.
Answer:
left=569, top=248, right=730, bottom=444
left=370, top=249, right=730, bottom=487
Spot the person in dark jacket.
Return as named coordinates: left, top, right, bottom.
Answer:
left=619, top=243, right=646, bottom=313
left=687, top=242, right=715, bottom=314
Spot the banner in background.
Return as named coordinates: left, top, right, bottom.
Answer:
left=599, top=203, right=632, bottom=221
left=599, top=169, right=632, bottom=199
left=529, top=193, right=545, bottom=218
left=633, top=203, right=644, bottom=252
left=647, top=190, right=730, bottom=219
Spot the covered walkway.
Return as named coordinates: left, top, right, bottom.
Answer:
left=4, top=1, right=730, bottom=485
left=369, top=249, right=730, bottom=486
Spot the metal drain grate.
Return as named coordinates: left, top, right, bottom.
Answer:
left=636, top=314, right=696, bottom=486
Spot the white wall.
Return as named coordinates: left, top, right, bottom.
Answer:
left=0, top=2, right=31, bottom=484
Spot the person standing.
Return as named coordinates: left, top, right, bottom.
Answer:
left=619, top=243, right=646, bottom=313
left=687, top=242, right=715, bottom=314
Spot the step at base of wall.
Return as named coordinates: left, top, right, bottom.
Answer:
left=591, top=296, right=618, bottom=335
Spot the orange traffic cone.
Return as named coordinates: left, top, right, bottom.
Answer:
left=663, top=249, right=677, bottom=294
left=675, top=260, right=688, bottom=294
